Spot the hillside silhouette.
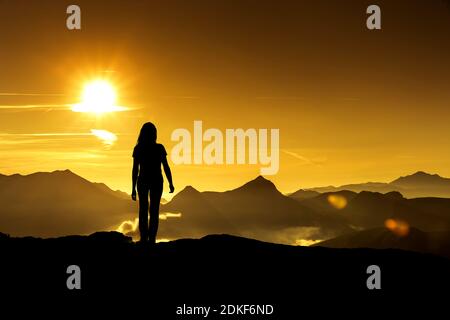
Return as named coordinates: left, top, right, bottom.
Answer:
left=315, top=227, right=450, bottom=258
left=1, top=231, right=448, bottom=313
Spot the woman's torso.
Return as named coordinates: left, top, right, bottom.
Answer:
left=133, top=143, right=166, bottom=182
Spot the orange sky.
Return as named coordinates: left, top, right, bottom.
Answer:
left=1, top=0, right=450, bottom=198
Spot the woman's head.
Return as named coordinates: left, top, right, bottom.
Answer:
left=137, top=122, right=157, bottom=145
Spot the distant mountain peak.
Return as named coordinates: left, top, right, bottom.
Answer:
left=176, top=185, right=201, bottom=196
left=41, top=169, right=89, bottom=182
left=24, top=169, right=80, bottom=179
left=411, top=171, right=439, bottom=177
left=0, top=169, right=78, bottom=179
left=163, top=185, right=204, bottom=207
left=233, top=175, right=280, bottom=194
left=253, top=175, right=272, bottom=183
left=289, top=189, right=320, bottom=201
left=391, top=171, right=449, bottom=186
left=52, top=169, right=77, bottom=175
left=246, top=175, right=274, bottom=186
left=183, top=185, right=199, bottom=191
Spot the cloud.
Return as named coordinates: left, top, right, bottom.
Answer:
left=255, top=96, right=304, bottom=100
left=0, top=104, right=71, bottom=110
left=0, top=133, right=92, bottom=145
left=0, top=131, right=120, bottom=149
left=114, top=214, right=336, bottom=245
left=281, top=149, right=327, bottom=166
left=161, top=96, right=200, bottom=99
left=90, top=129, right=118, bottom=146
left=117, top=218, right=139, bottom=235
left=117, top=213, right=183, bottom=241
left=160, top=212, right=182, bottom=220
left=0, top=133, right=92, bottom=146
left=0, top=93, right=64, bottom=96
left=240, top=226, right=325, bottom=246
left=0, top=133, right=91, bottom=136
left=295, top=239, right=321, bottom=246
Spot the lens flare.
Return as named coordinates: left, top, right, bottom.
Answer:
left=385, top=218, right=410, bottom=237
left=327, top=194, right=348, bottom=209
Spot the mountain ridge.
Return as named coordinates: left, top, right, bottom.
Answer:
left=391, top=171, right=450, bottom=186
left=300, top=171, right=450, bottom=198
left=2, top=169, right=450, bottom=245
left=0, top=169, right=135, bottom=237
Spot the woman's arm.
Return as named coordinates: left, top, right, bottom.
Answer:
left=162, top=157, right=175, bottom=193
left=131, top=158, right=139, bottom=200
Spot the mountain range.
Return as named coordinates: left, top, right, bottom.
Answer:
left=1, top=169, right=450, bottom=249
left=0, top=170, right=135, bottom=237
left=299, top=171, right=450, bottom=198
left=157, top=175, right=450, bottom=244
left=158, top=176, right=351, bottom=243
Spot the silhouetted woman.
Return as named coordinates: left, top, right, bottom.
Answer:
left=131, top=122, right=174, bottom=244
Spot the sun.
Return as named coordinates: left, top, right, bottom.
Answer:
left=72, top=80, right=126, bottom=113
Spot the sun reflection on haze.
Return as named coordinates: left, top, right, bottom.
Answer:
left=90, top=129, right=117, bottom=146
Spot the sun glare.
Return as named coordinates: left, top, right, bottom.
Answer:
left=72, top=80, right=126, bottom=113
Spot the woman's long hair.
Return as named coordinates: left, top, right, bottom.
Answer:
left=136, top=122, right=157, bottom=147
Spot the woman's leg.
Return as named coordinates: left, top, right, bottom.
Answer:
left=138, top=184, right=149, bottom=242
left=148, top=181, right=163, bottom=244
